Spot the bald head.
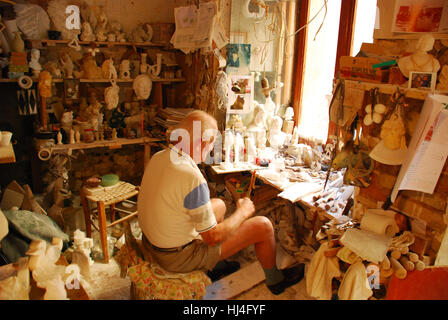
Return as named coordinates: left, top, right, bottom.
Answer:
left=177, top=110, right=218, bottom=135
left=171, top=110, right=219, bottom=163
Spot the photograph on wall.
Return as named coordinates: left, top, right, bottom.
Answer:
left=227, top=75, right=254, bottom=114
left=226, top=43, right=251, bottom=75
left=408, top=71, right=437, bottom=91
left=392, top=0, right=448, bottom=33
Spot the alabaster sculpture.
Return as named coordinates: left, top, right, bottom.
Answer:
left=398, top=34, right=441, bottom=78
left=133, top=74, right=153, bottom=100
left=29, top=49, right=42, bottom=77
left=268, top=115, right=287, bottom=148
left=105, top=80, right=120, bottom=110
left=120, top=60, right=131, bottom=79
left=380, top=113, right=407, bottom=150
left=81, top=21, right=96, bottom=42
left=38, top=71, right=52, bottom=98
left=59, top=53, right=74, bottom=79
left=148, top=53, right=163, bottom=78
left=101, top=58, right=117, bottom=79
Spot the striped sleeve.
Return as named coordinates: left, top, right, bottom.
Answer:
left=184, top=182, right=217, bottom=233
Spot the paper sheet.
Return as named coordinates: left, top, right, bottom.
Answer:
left=171, top=2, right=227, bottom=53
left=278, top=182, right=323, bottom=203
left=392, top=0, right=448, bottom=33
left=391, top=94, right=448, bottom=202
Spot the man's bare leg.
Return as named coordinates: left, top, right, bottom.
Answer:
left=219, top=216, right=276, bottom=269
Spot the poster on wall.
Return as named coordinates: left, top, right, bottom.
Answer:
left=226, top=43, right=251, bottom=75
left=392, top=0, right=448, bottom=33
left=227, top=75, right=254, bottom=114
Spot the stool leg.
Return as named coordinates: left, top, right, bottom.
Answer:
left=80, top=189, right=92, bottom=238
left=97, top=201, right=109, bottom=263
left=110, top=203, right=116, bottom=223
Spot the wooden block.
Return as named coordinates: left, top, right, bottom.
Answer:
left=391, top=250, right=401, bottom=260
left=390, top=257, right=407, bottom=279
left=399, top=256, right=415, bottom=272
left=204, top=262, right=266, bottom=300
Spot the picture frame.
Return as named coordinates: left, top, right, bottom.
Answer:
left=408, top=71, right=437, bottom=91
left=227, top=74, right=254, bottom=114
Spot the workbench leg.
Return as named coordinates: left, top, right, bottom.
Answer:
left=144, top=144, right=151, bottom=169
left=80, top=189, right=92, bottom=238
left=97, top=201, right=109, bottom=263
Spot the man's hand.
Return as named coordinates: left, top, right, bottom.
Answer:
left=237, top=197, right=255, bottom=219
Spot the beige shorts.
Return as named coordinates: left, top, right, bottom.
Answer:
left=142, top=235, right=222, bottom=273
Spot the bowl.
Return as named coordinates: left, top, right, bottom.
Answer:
left=101, top=174, right=119, bottom=187
left=85, top=176, right=102, bottom=188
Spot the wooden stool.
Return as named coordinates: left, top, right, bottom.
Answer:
left=80, top=181, right=139, bottom=263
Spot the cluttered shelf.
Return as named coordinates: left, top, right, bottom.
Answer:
left=39, top=137, right=161, bottom=153
left=344, top=80, right=448, bottom=101
left=31, top=39, right=173, bottom=49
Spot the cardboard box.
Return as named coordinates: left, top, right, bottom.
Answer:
left=339, top=56, right=390, bottom=83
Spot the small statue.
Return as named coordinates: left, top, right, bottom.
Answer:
left=95, top=11, right=108, bottom=42
left=120, top=60, right=131, bottom=79
left=133, top=74, right=153, bottom=100
left=81, top=21, right=96, bottom=42
left=57, top=131, right=63, bottom=145
left=140, top=53, right=149, bottom=74
left=398, top=34, right=441, bottom=78
left=29, top=49, right=42, bottom=77
left=148, top=53, right=162, bottom=78
left=59, top=53, right=74, bottom=79
left=105, top=80, right=120, bottom=110
left=268, top=116, right=287, bottom=149
left=112, top=128, right=117, bottom=139
left=75, top=130, right=81, bottom=143
left=101, top=58, right=117, bottom=80
left=69, top=129, right=75, bottom=144
left=60, top=111, right=73, bottom=134
left=107, top=33, right=116, bottom=42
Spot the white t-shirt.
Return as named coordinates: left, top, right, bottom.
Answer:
left=137, top=145, right=217, bottom=248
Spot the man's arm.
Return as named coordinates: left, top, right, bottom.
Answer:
left=200, top=197, right=255, bottom=247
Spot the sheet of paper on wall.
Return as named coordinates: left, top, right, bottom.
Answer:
left=171, top=3, right=218, bottom=53
left=391, top=94, right=448, bottom=202
left=212, top=18, right=229, bottom=50
left=391, top=0, right=448, bottom=33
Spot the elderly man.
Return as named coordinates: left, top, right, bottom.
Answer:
left=138, top=110, right=304, bottom=295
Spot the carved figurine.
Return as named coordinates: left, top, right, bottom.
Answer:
left=105, top=80, right=120, bottom=110
left=59, top=53, right=74, bottom=79
left=101, top=58, right=117, bottom=80
left=140, top=53, right=149, bottom=74
left=133, top=74, right=153, bottom=100
left=81, top=21, right=96, bottom=42
left=95, top=11, right=109, bottom=42
left=120, top=60, right=131, bottom=79
left=148, top=53, right=162, bottom=78
left=398, top=34, right=441, bottom=78
left=29, top=49, right=42, bottom=77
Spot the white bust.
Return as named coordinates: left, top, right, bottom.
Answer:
left=133, top=74, right=153, bottom=100
left=284, top=107, right=294, bottom=121
left=268, top=116, right=287, bottom=148
left=29, top=49, right=42, bottom=76
left=398, top=34, right=441, bottom=78
left=248, top=103, right=267, bottom=131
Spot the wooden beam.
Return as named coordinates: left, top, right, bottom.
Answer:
left=334, top=0, right=357, bottom=78
left=291, top=0, right=310, bottom=126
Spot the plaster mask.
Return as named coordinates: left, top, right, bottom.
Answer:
left=133, top=74, right=153, bottom=100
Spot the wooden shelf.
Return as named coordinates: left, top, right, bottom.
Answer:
left=78, top=78, right=185, bottom=83
left=344, top=80, right=448, bottom=101
left=0, top=143, right=16, bottom=164
left=0, top=78, right=184, bottom=84
left=31, top=39, right=173, bottom=48
left=45, top=137, right=161, bottom=153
